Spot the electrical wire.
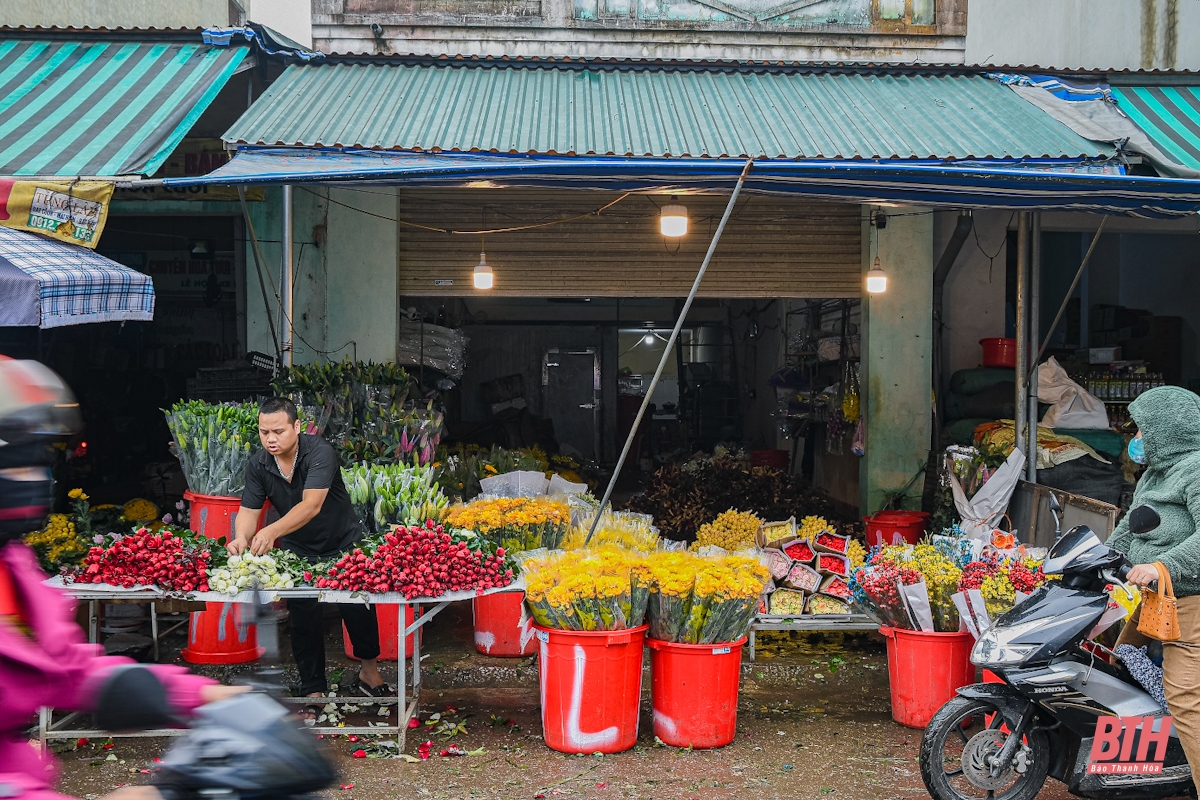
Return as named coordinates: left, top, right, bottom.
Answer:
left=305, top=186, right=634, bottom=235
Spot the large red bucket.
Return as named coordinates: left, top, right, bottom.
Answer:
left=473, top=590, right=536, bottom=657
left=184, top=492, right=260, bottom=663
left=863, top=511, right=929, bottom=547
left=534, top=624, right=646, bottom=754
left=979, top=337, right=1017, bottom=368
left=648, top=637, right=744, bottom=749
left=880, top=626, right=976, bottom=728
left=181, top=601, right=263, bottom=664
left=342, top=604, right=417, bottom=661
left=184, top=491, right=243, bottom=542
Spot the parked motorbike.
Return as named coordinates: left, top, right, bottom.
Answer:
left=920, top=498, right=1194, bottom=800
left=95, top=586, right=338, bottom=800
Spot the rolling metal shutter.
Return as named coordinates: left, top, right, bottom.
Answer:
left=396, top=189, right=861, bottom=298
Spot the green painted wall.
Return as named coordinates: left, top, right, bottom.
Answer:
left=860, top=205, right=933, bottom=514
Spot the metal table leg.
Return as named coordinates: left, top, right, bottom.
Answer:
left=151, top=601, right=159, bottom=661
left=89, top=599, right=98, bottom=643
left=749, top=628, right=756, bottom=662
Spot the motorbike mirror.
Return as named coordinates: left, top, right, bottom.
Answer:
left=1127, top=505, right=1161, bottom=535
left=1048, top=493, right=1062, bottom=514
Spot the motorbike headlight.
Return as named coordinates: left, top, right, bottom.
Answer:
left=972, top=623, right=1039, bottom=668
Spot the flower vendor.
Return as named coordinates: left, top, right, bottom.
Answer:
left=232, top=396, right=388, bottom=704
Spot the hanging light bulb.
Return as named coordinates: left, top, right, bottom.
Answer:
left=642, top=333, right=656, bottom=345
left=660, top=199, right=688, bottom=237
left=866, top=256, right=887, bottom=294
left=473, top=251, right=494, bottom=290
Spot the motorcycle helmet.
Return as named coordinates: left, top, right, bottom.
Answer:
left=0, top=357, right=81, bottom=540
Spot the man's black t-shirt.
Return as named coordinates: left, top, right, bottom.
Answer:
left=241, top=434, right=362, bottom=558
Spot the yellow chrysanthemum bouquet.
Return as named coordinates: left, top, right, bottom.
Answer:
left=646, top=551, right=770, bottom=644
left=444, top=495, right=570, bottom=553
left=561, top=510, right=659, bottom=551
left=523, top=546, right=651, bottom=631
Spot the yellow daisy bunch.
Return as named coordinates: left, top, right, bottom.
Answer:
left=845, top=539, right=868, bottom=570
left=521, top=546, right=649, bottom=631
left=25, top=513, right=87, bottom=572
left=799, top=515, right=833, bottom=540
left=694, top=509, right=764, bottom=550
left=561, top=511, right=659, bottom=551
left=445, top=496, right=570, bottom=552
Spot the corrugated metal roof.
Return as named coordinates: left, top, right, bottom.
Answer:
left=0, top=36, right=247, bottom=177
left=224, top=62, right=1113, bottom=160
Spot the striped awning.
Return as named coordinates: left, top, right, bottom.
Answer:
left=0, top=35, right=248, bottom=178
left=0, top=227, right=154, bottom=328
left=1112, top=85, right=1200, bottom=174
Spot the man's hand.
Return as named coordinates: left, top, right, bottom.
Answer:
left=227, top=535, right=250, bottom=556
left=249, top=528, right=277, bottom=555
left=1127, top=563, right=1162, bottom=587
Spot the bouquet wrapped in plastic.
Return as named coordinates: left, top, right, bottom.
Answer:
left=444, top=495, right=570, bottom=552
left=561, top=510, right=659, bottom=551
left=164, top=401, right=259, bottom=497
left=342, top=462, right=448, bottom=532
left=853, top=542, right=964, bottom=632
left=522, top=547, right=650, bottom=631
left=645, top=551, right=770, bottom=644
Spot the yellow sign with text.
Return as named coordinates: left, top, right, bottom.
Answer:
left=0, top=179, right=113, bottom=248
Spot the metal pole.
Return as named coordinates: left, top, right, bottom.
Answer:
left=281, top=184, right=295, bottom=368
left=1034, top=216, right=1109, bottom=367
left=1027, top=212, right=1040, bottom=482
left=238, top=187, right=281, bottom=366
left=585, top=160, right=754, bottom=545
left=1014, top=212, right=1029, bottom=462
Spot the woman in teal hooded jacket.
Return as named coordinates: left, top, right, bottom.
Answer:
left=1109, top=385, right=1200, bottom=771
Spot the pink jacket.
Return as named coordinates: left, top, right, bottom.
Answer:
left=0, top=542, right=214, bottom=799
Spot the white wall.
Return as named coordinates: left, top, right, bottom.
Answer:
left=244, top=0, right=313, bottom=47
left=0, top=0, right=232, bottom=27
left=966, top=0, right=1200, bottom=70
left=939, top=210, right=1009, bottom=379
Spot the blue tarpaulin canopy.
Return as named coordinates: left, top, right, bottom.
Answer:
left=163, top=147, right=1200, bottom=218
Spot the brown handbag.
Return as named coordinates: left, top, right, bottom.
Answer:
left=1137, top=562, right=1181, bottom=642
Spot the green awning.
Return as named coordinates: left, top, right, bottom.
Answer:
left=0, top=35, right=248, bottom=178
left=224, top=60, right=1114, bottom=161
left=1111, top=85, right=1200, bottom=174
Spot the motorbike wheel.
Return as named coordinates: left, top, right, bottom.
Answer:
left=920, top=696, right=1049, bottom=800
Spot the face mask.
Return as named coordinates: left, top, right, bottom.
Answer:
left=1128, top=435, right=1147, bottom=466
left=0, top=467, right=53, bottom=543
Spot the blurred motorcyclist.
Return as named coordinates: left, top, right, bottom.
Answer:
left=0, top=357, right=241, bottom=800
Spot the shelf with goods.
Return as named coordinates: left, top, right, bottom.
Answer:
left=779, top=300, right=861, bottom=448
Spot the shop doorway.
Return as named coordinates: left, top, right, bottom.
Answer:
left=542, top=348, right=601, bottom=461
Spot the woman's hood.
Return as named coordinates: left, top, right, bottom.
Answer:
left=1129, top=386, right=1200, bottom=464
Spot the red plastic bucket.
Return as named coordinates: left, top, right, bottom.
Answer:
left=183, top=492, right=261, bottom=664
left=863, top=513, right=927, bottom=547
left=979, top=338, right=1017, bottom=368
left=879, top=626, right=976, bottom=728
left=473, top=590, right=536, bottom=657
left=648, top=637, right=745, bottom=749
left=343, top=604, right=417, bottom=661
left=181, top=601, right=263, bottom=664
left=534, top=624, right=647, bottom=754
left=750, top=449, right=790, bottom=470
left=184, top=491, right=243, bottom=542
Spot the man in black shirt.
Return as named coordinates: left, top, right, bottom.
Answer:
left=231, top=397, right=390, bottom=702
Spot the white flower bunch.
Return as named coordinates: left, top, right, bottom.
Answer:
left=208, top=552, right=295, bottom=594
